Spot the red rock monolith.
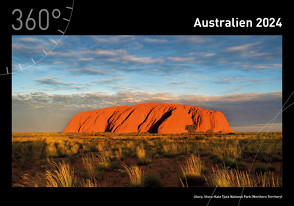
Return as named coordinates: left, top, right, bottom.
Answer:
left=64, top=103, right=234, bottom=134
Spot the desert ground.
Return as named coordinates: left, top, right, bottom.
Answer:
left=12, top=132, right=282, bottom=187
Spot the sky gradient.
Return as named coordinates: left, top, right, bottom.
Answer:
left=12, top=35, right=282, bottom=132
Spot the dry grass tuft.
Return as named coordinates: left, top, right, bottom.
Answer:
left=256, top=171, right=281, bottom=187
left=121, top=163, right=144, bottom=187
left=82, top=154, right=99, bottom=178
left=209, top=166, right=252, bottom=187
left=13, top=173, right=45, bottom=187
left=135, top=144, right=152, bottom=165
left=180, top=154, right=203, bottom=177
left=45, top=160, right=77, bottom=187
left=208, top=166, right=281, bottom=187
left=179, top=155, right=205, bottom=187
left=136, top=144, right=146, bottom=159
left=80, top=178, right=100, bottom=187
left=98, top=151, right=111, bottom=169
left=46, top=142, right=58, bottom=157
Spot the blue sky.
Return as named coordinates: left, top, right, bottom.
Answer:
left=12, top=35, right=282, bottom=132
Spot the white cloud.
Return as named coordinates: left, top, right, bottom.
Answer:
left=80, top=57, right=94, bottom=61
left=167, top=57, right=194, bottom=62
left=177, top=36, right=212, bottom=43
left=50, top=48, right=162, bottom=64
left=34, top=77, right=85, bottom=90
left=93, top=49, right=124, bottom=56
left=232, top=123, right=282, bottom=132
left=122, top=55, right=164, bottom=64
left=69, top=67, right=106, bottom=75
left=91, top=35, right=135, bottom=43
left=13, top=90, right=282, bottom=111
left=203, top=52, right=216, bottom=57
left=91, top=76, right=128, bottom=84
left=226, top=42, right=270, bottom=57
left=12, top=90, right=282, bottom=132
left=50, top=49, right=126, bottom=57
left=18, top=37, right=47, bottom=43
left=242, top=64, right=279, bottom=69
left=144, top=37, right=167, bottom=43
left=227, top=43, right=258, bottom=51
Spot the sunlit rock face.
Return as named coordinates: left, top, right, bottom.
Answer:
left=64, top=103, right=234, bottom=134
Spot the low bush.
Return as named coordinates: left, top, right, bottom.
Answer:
left=143, top=174, right=162, bottom=187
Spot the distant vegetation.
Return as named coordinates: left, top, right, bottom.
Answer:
left=185, top=125, right=197, bottom=134
left=12, top=132, right=282, bottom=187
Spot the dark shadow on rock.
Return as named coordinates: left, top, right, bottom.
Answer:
left=148, top=110, right=173, bottom=133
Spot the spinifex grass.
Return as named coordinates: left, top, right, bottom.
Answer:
left=162, top=143, right=179, bottom=157
left=209, top=166, right=252, bottom=187
left=208, top=166, right=281, bottom=187
left=82, top=154, right=99, bottom=178
left=97, top=151, right=111, bottom=169
left=13, top=173, right=45, bottom=187
left=136, top=144, right=146, bottom=160
left=256, top=171, right=281, bottom=187
left=12, top=132, right=282, bottom=187
left=80, top=178, right=100, bottom=187
left=136, top=144, right=152, bottom=165
left=179, top=155, right=205, bottom=187
left=45, top=160, right=77, bottom=187
left=180, top=154, right=203, bottom=177
left=121, top=163, right=144, bottom=187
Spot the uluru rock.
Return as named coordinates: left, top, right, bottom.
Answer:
left=64, top=103, right=234, bottom=134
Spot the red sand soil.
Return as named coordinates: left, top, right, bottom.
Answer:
left=64, top=103, right=234, bottom=134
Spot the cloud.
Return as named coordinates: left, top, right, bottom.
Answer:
left=144, top=37, right=167, bottom=43
left=167, top=57, right=194, bottom=62
left=49, top=50, right=80, bottom=57
left=203, top=52, right=216, bottom=57
left=34, top=77, right=85, bottom=90
left=91, top=35, right=135, bottom=43
left=90, top=76, right=128, bottom=84
left=80, top=57, right=94, bottom=61
left=69, top=67, right=106, bottom=75
left=226, top=42, right=270, bottom=57
left=18, top=37, right=47, bottom=43
left=12, top=42, right=43, bottom=54
left=52, top=61, right=63, bottom=65
left=205, top=91, right=281, bottom=103
left=51, top=48, right=162, bottom=65
left=50, top=49, right=125, bottom=57
left=184, top=86, right=203, bottom=90
left=122, top=55, right=164, bottom=64
left=241, top=64, right=279, bottom=69
left=12, top=36, right=61, bottom=56
left=166, top=80, right=190, bottom=87
left=215, top=76, right=244, bottom=84
left=91, top=36, right=121, bottom=43
left=231, top=62, right=282, bottom=70
left=177, top=36, right=212, bottom=43
left=93, top=50, right=123, bottom=56
left=225, top=87, right=244, bottom=93
left=13, top=90, right=282, bottom=117
left=12, top=90, right=282, bottom=132
left=227, top=43, right=258, bottom=52
left=232, top=123, right=282, bottom=132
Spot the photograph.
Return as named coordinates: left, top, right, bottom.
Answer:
left=11, top=35, right=282, bottom=188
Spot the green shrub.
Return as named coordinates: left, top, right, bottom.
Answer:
left=143, top=174, right=162, bottom=187
left=110, top=160, right=122, bottom=170
left=185, top=125, right=197, bottom=134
